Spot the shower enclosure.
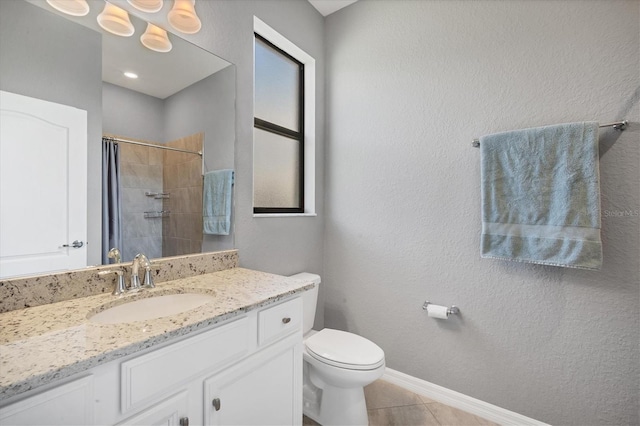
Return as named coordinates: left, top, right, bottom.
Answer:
left=102, top=133, right=203, bottom=263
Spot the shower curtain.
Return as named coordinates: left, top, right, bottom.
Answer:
left=102, top=139, right=122, bottom=264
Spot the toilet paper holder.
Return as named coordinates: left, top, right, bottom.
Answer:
left=422, top=301, right=460, bottom=316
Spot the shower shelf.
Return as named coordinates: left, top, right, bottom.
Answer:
left=145, top=191, right=170, bottom=199
left=144, top=210, right=170, bottom=219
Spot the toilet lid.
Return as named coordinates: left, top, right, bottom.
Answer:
left=305, top=328, right=385, bottom=369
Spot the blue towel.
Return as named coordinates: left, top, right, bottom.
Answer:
left=480, top=122, right=602, bottom=270
left=203, top=170, right=234, bottom=235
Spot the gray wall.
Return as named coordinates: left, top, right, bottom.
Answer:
left=0, top=0, right=103, bottom=266
left=324, top=1, right=639, bottom=425
left=104, top=66, right=235, bottom=157
left=164, top=67, right=236, bottom=172
left=102, top=82, right=165, bottom=143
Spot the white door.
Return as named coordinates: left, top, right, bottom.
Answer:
left=0, top=90, right=87, bottom=278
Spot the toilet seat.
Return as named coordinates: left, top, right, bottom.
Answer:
left=305, top=328, right=385, bottom=370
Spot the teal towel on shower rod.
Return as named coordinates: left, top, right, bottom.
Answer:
left=203, top=169, right=234, bottom=235
left=480, top=122, right=603, bottom=270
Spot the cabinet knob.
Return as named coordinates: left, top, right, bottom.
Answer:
left=212, top=397, right=221, bottom=411
left=179, top=417, right=189, bottom=426
left=282, top=317, right=291, bottom=324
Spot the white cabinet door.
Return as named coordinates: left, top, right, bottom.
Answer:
left=204, top=335, right=302, bottom=426
left=0, top=90, right=87, bottom=278
left=117, top=391, right=189, bottom=426
left=0, top=376, right=93, bottom=426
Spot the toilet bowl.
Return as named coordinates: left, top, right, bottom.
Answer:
left=291, top=273, right=385, bottom=426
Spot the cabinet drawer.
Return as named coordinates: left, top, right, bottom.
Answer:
left=121, top=316, right=250, bottom=414
left=258, top=297, right=302, bottom=346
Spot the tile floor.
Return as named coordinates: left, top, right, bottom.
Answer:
left=303, top=379, right=499, bottom=426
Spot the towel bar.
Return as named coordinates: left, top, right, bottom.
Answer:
left=144, top=210, right=170, bottom=218
left=471, top=120, right=628, bottom=147
left=145, top=191, right=170, bottom=199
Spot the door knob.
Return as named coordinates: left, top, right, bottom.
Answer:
left=282, top=317, right=291, bottom=324
left=179, top=417, right=189, bottom=426
left=62, top=240, right=84, bottom=248
left=212, top=398, right=221, bottom=411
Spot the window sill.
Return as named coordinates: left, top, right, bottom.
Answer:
left=253, top=213, right=317, bottom=218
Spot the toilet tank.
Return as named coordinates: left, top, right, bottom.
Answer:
left=290, top=272, right=321, bottom=334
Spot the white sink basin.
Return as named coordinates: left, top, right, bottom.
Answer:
left=89, top=293, right=216, bottom=324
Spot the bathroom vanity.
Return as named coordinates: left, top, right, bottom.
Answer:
left=0, top=264, right=313, bottom=425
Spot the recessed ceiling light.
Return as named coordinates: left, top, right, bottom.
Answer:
left=124, top=72, right=139, bottom=79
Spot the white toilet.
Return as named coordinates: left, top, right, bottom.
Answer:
left=291, top=273, right=385, bottom=426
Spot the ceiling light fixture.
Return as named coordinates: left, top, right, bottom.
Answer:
left=127, top=0, right=164, bottom=14
left=97, top=1, right=135, bottom=37
left=46, top=0, right=90, bottom=16
left=168, top=0, right=201, bottom=34
left=124, top=71, right=139, bottom=79
left=140, top=23, right=172, bottom=53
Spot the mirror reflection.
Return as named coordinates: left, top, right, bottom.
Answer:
left=0, top=0, right=236, bottom=278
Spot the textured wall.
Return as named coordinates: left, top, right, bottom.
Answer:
left=0, top=0, right=102, bottom=266
left=324, top=1, right=639, bottom=425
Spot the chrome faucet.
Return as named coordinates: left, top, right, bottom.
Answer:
left=131, top=253, right=155, bottom=290
left=98, top=268, right=127, bottom=296
left=101, top=252, right=155, bottom=296
left=143, top=263, right=155, bottom=289
left=107, top=247, right=121, bottom=264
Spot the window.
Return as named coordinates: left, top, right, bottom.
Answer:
left=253, top=17, right=315, bottom=216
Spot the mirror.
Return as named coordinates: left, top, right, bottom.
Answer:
left=1, top=0, right=235, bottom=275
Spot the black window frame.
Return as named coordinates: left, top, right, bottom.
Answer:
left=253, top=32, right=305, bottom=214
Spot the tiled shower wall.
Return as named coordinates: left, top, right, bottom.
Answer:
left=162, top=133, right=203, bottom=257
left=116, top=133, right=202, bottom=261
left=117, top=138, right=164, bottom=262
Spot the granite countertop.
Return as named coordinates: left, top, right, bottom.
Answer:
left=0, top=267, right=314, bottom=402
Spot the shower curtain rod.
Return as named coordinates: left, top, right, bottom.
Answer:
left=471, top=120, right=628, bottom=147
left=102, top=136, right=203, bottom=157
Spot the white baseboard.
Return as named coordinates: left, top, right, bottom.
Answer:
left=382, top=368, right=549, bottom=426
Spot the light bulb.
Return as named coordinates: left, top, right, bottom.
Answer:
left=140, top=23, right=172, bottom=53
left=168, top=0, right=201, bottom=34
left=127, top=0, right=164, bottom=13
left=97, top=1, right=135, bottom=37
left=46, top=0, right=90, bottom=16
